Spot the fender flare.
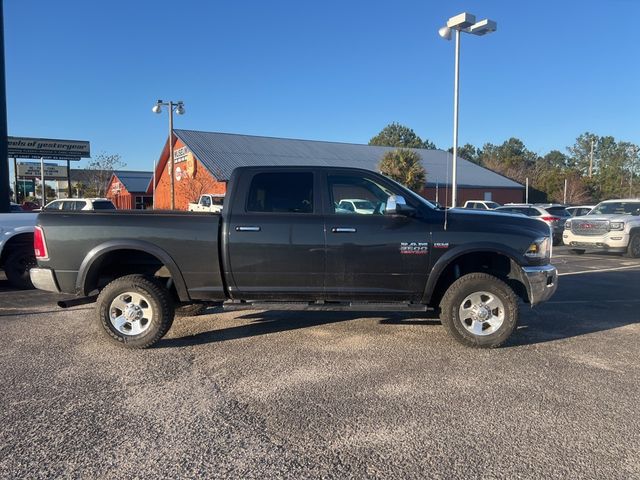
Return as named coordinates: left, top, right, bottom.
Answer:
left=422, top=242, right=527, bottom=304
left=0, top=229, right=35, bottom=261
left=75, top=239, right=189, bottom=301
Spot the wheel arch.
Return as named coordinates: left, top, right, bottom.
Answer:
left=423, top=243, right=529, bottom=307
left=76, top=240, right=189, bottom=301
left=0, top=231, right=34, bottom=267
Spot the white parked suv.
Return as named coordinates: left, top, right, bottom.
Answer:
left=44, top=198, right=115, bottom=211
left=562, top=199, right=640, bottom=257
left=463, top=200, right=501, bottom=210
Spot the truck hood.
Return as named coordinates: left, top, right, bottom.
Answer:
left=572, top=214, right=637, bottom=223
left=445, top=208, right=551, bottom=238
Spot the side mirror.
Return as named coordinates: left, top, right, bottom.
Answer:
left=385, top=195, right=414, bottom=215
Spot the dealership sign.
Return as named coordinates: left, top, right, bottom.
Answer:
left=17, top=162, right=68, bottom=179
left=8, top=136, right=90, bottom=160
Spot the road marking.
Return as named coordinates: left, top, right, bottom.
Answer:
left=558, top=265, right=640, bottom=276
left=546, top=299, right=640, bottom=304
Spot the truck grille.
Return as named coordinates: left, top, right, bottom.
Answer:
left=571, top=220, right=609, bottom=236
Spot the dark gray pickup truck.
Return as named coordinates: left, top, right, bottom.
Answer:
left=30, top=166, right=557, bottom=349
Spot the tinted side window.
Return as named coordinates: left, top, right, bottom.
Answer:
left=328, top=174, right=396, bottom=215
left=93, top=201, right=115, bottom=210
left=247, top=172, right=313, bottom=213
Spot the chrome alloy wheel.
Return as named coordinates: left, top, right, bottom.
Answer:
left=458, top=291, right=505, bottom=336
left=109, top=292, right=154, bottom=336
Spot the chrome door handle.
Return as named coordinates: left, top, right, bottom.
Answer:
left=331, top=227, right=357, bottom=233
left=236, top=226, right=261, bottom=232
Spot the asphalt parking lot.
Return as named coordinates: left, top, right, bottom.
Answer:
left=0, top=247, right=638, bottom=479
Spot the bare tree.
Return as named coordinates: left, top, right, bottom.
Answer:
left=178, top=172, right=219, bottom=203
left=84, top=153, right=125, bottom=197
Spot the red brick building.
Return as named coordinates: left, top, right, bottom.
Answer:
left=153, top=130, right=524, bottom=209
left=106, top=171, right=153, bottom=210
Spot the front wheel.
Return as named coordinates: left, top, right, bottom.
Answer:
left=96, top=274, right=175, bottom=348
left=625, top=234, right=640, bottom=258
left=440, top=273, right=519, bottom=348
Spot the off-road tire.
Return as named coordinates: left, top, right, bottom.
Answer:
left=175, top=303, right=208, bottom=317
left=4, top=248, right=36, bottom=289
left=625, top=234, right=640, bottom=258
left=440, top=273, right=519, bottom=348
left=569, top=249, right=585, bottom=255
left=96, top=274, right=174, bottom=349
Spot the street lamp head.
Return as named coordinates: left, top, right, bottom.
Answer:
left=152, top=100, right=162, bottom=114
left=175, top=103, right=185, bottom=115
left=467, top=19, right=497, bottom=36
left=438, top=26, right=452, bottom=40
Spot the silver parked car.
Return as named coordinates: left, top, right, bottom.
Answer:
left=495, top=204, right=571, bottom=245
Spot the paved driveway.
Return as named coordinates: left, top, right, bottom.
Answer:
left=0, top=249, right=638, bottom=479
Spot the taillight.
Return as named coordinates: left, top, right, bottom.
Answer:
left=541, top=216, right=560, bottom=222
left=34, top=226, right=48, bottom=259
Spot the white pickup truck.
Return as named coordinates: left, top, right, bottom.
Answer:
left=563, top=198, right=640, bottom=257
left=187, top=194, right=225, bottom=213
left=0, top=212, right=37, bottom=288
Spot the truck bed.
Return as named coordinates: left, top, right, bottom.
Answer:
left=36, top=210, right=224, bottom=301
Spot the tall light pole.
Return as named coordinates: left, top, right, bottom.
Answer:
left=152, top=99, right=185, bottom=210
left=439, top=13, right=497, bottom=208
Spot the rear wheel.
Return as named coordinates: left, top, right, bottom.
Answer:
left=4, top=248, right=36, bottom=289
left=96, top=274, right=174, bottom=348
left=440, top=273, right=519, bottom=348
left=625, top=234, right=640, bottom=258
left=569, top=249, right=585, bottom=255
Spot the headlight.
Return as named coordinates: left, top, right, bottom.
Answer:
left=525, top=236, right=551, bottom=260
left=564, top=220, right=572, bottom=229
left=609, top=222, right=624, bottom=231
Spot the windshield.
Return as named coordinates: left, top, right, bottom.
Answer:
left=590, top=202, right=640, bottom=216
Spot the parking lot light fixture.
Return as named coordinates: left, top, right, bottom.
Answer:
left=151, top=99, right=186, bottom=209
left=439, top=12, right=497, bottom=208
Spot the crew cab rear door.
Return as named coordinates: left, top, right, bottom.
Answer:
left=224, top=169, right=325, bottom=300
left=322, top=170, right=431, bottom=302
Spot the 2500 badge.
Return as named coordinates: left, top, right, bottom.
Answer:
left=400, top=242, right=429, bottom=255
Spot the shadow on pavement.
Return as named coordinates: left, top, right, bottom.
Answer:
left=157, top=310, right=441, bottom=349
left=161, top=269, right=640, bottom=349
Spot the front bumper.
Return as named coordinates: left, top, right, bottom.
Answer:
left=521, top=264, right=557, bottom=306
left=30, top=268, right=60, bottom=293
left=563, top=231, right=629, bottom=252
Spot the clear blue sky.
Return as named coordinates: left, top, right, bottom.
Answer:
left=5, top=0, right=640, bottom=171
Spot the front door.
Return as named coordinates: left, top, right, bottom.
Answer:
left=226, top=170, right=325, bottom=300
left=323, top=172, right=432, bottom=302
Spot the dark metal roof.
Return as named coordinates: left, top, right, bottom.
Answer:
left=113, top=170, right=152, bottom=193
left=173, top=129, right=523, bottom=189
